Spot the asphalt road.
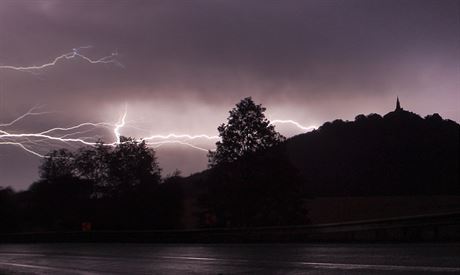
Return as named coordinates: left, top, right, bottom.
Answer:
left=0, top=243, right=459, bottom=274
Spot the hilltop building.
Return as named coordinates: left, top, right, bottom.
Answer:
left=396, top=97, right=403, bottom=112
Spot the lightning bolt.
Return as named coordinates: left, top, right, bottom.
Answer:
left=0, top=47, right=123, bottom=156
left=1, top=106, right=316, bottom=158
left=0, top=105, right=52, bottom=127
left=271, top=119, right=317, bottom=131
left=1, top=48, right=316, bottom=158
left=114, top=106, right=127, bottom=144
left=142, top=134, right=219, bottom=141
left=38, top=122, right=114, bottom=135
left=0, top=47, right=121, bottom=73
left=0, top=107, right=216, bottom=157
left=0, top=107, right=115, bottom=157
left=146, top=140, right=210, bottom=152
left=0, top=141, right=46, bottom=158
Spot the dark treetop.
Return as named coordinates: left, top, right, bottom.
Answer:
left=208, top=97, right=285, bottom=167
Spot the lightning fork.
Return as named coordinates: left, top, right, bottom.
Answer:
left=0, top=47, right=120, bottom=73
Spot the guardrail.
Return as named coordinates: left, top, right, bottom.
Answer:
left=2, top=211, right=460, bottom=243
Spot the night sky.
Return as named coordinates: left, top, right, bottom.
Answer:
left=1, top=0, right=459, bottom=189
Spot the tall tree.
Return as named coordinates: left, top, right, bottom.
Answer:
left=107, top=136, right=161, bottom=196
left=75, top=140, right=112, bottom=195
left=74, top=137, right=162, bottom=197
left=39, top=149, right=76, bottom=180
left=208, top=97, right=285, bottom=166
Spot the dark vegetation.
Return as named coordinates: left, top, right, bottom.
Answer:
left=1, top=98, right=459, bottom=233
left=203, top=98, right=305, bottom=227
left=1, top=137, right=183, bottom=232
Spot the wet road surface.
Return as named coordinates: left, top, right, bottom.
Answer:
left=0, top=243, right=459, bottom=274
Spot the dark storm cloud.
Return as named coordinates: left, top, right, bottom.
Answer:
left=1, top=0, right=458, bottom=102
left=1, top=0, right=459, bottom=188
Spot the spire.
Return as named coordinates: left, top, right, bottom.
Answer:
left=395, top=97, right=402, bottom=111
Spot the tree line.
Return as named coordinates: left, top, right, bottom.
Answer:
left=1, top=97, right=306, bottom=232
left=2, top=96, right=458, bottom=233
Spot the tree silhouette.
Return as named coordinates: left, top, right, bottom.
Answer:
left=37, top=137, right=162, bottom=198
left=75, top=140, right=111, bottom=194
left=202, top=97, right=305, bottom=227
left=106, top=136, right=161, bottom=196
left=208, top=97, right=285, bottom=166
left=26, top=136, right=181, bottom=231
left=39, top=149, right=76, bottom=180
left=73, top=137, right=161, bottom=197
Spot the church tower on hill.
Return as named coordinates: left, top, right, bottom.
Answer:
left=395, top=97, right=403, bottom=112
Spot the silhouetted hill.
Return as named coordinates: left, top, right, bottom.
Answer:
left=179, top=105, right=460, bottom=228
left=185, top=107, right=459, bottom=199
left=286, top=109, right=459, bottom=196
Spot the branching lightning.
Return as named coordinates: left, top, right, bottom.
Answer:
left=1, top=107, right=315, bottom=157
left=38, top=122, right=114, bottom=135
left=0, top=106, right=217, bottom=156
left=0, top=105, right=52, bottom=127
left=0, top=48, right=121, bottom=156
left=0, top=48, right=316, bottom=158
left=0, top=47, right=121, bottom=73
